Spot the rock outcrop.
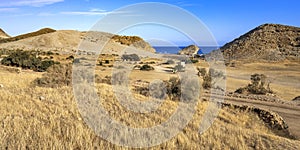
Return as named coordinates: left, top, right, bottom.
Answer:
left=111, top=35, right=155, bottom=53
left=178, top=45, right=199, bottom=56
left=220, top=24, right=300, bottom=62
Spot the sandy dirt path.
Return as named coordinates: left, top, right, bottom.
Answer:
left=222, top=96, right=300, bottom=139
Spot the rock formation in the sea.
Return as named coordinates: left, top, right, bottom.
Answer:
left=178, top=45, right=200, bottom=56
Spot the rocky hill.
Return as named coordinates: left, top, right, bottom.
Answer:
left=0, top=28, right=10, bottom=39
left=220, top=24, right=300, bottom=62
left=0, top=28, right=155, bottom=54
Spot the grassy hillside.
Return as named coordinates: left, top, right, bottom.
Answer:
left=0, top=65, right=299, bottom=149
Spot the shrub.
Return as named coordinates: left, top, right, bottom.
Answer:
left=37, top=60, right=58, bottom=72
left=140, top=64, right=154, bottom=71
left=133, top=76, right=199, bottom=102
left=121, top=54, right=140, bottom=61
left=66, top=55, right=74, bottom=60
left=190, top=59, right=199, bottom=64
left=112, top=70, right=127, bottom=85
left=34, top=64, right=72, bottom=88
left=201, top=68, right=225, bottom=89
left=73, top=58, right=80, bottom=64
left=149, top=81, right=167, bottom=99
left=1, top=50, right=57, bottom=72
left=174, top=64, right=185, bottom=72
left=235, top=73, right=273, bottom=95
left=180, top=75, right=200, bottom=102
left=46, top=51, right=54, bottom=55
left=164, top=59, right=175, bottom=64
left=197, top=67, right=207, bottom=76
left=166, top=77, right=181, bottom=100
left=202, top=74, right=212, bottom=89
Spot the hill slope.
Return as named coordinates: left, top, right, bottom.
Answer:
left=0, top=29, right=155, bottom=54
left=0, top=28, right=56, bottom=43
left=0, top=28, right=10, bottom=39
left=221, top=24, right=300, bottom=62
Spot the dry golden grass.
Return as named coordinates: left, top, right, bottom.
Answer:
left=0, top=68, right=299, bottom=149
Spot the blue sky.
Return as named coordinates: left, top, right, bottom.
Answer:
left=0, top=0, right=299, bottom=46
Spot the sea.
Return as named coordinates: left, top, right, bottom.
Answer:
left=153, top=46, right=219, bottom=54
